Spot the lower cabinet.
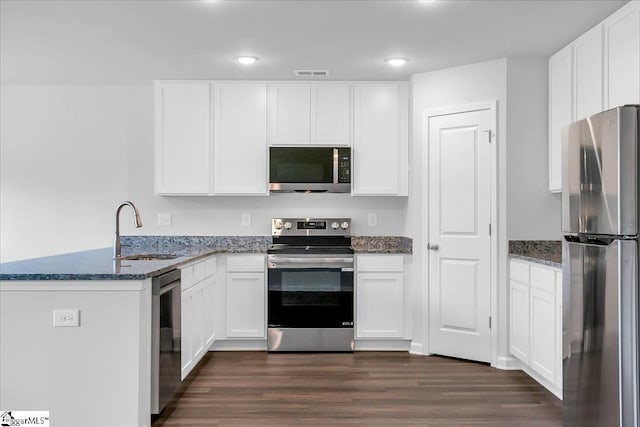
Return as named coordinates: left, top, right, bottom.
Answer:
left=355, top=254, right=408, bottom=349
left=509, top=258, right=562, bottom=398
left=180, top=255, right=217, bottom=380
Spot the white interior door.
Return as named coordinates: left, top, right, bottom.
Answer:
left=428, top=108, right=492, bottom=363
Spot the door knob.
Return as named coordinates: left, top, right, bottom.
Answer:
left=428, top=243, right=439, bottom=251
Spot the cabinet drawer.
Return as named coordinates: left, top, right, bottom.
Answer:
left=193, top=261, right=206, bottom=283
left=204, top=256, right=217, bottom=278
left=227, top=254, right=265, bottom=272
left=181, top=265, right=194, bottom=291
left=357, top=255, right=403, bottom=272
left=510, top=259, right=529, bottom=284
left=530, top=265, right=557, bottom=294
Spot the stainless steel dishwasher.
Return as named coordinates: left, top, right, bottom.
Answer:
left=151, top=269, right=181, bottom=415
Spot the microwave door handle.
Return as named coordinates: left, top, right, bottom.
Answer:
left=333, top=148, right=339, bottom=184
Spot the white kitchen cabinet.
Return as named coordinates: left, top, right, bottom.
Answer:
left=352, top=83, right=408, bottom=196
left=509, top=280, right=530, bottom=363
left=225, top=254, right=266, bottom=339
left=548, top=1, right=640, bottom=193
left=604, top=0, right=640, bottom=109
left=356, top=255, right=404, bottom=339
left=268, top=83, right=351, bottom=146
left=573, top=26, right=603, bottom=121
left=180, top=255, right=217, bottom=380
left=548, top=45, right=573, bottom=193
left=509, top=258, right=562, bottom=398
left=213, top=82, right=268, bottom=195
left=155, top=82, right=211, bottom=195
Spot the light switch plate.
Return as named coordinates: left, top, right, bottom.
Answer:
left=157, top=212, right=171, bottom=226
left=241, top=213, right=251, bottom=227
left=367, top=213, right=377, bottom=227
left=53, top=309, right=80, bottom=327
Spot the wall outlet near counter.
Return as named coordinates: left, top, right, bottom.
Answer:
left=53, top=309, right=80, bottom=327
left=157, top=212, right=172, bottom=226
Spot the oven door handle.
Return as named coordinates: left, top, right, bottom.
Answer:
left=268, top=256, right=354, bottom=269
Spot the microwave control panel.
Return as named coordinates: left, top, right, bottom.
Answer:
left=337, top=148, right=351, bottom=183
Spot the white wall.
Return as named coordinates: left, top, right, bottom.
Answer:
left=506, top=58, right=562, bottom=239
left=0, top=84, right=408, bottom=262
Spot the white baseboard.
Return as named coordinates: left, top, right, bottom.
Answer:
left=409, top=341, right=429, bottom=355
left=495, top=355, right=524, bottom=370
left=354, top=339, right=411, bottom=351
left=210, top=339, right=267, bottom=351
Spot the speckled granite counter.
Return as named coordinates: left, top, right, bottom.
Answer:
left=0, top=235, right=412, bottom=281
left=509, top=240, right=562, bottom=268
left=352, top=236, right=412, bottom=254
left=0, top=236, right=270, bottom=281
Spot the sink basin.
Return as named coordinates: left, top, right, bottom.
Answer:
left=118, top=253, right=180, bottom=261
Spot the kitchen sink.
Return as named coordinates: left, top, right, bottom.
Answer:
left=118, top=253, right=180, bottom=261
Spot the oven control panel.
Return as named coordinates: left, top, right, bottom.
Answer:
left=272, top=218, right=351, bottom=236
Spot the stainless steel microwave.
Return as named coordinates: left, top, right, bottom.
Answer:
left=269, top=147, right=351, bottom=193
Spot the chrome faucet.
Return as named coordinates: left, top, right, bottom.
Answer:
left=114, top=201, right=143, bottom=259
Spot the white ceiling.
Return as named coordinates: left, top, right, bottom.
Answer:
left=0, top=0, right=627, bottom=84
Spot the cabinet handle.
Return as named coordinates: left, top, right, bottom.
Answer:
left=428, top=244, right=439, bottom=251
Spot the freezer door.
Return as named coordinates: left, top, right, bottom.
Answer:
left=563, top=238, right=638, bottom=427
left=561, top=106, right=638, bottom=236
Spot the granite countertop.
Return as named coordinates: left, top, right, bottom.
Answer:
left=509, top=240, right=562, bottom=268
left=0, top=235, right=413, bottom=281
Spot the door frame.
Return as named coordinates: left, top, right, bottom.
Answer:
left=422, top=101, right=499, bottom=367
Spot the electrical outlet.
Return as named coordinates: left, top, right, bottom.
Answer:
left=367, top=213, right=377, bottom=227
left=53, top=309, right=80, bottom=327
left=241, top=213, right=251, bottom=226
left=157, top=212, right=172, bottom=226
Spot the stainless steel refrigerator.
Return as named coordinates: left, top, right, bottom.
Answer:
left=562, top=105, right=639, bottom=427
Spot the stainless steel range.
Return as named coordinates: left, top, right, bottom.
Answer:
left=267, top=218, right=354, bottom=352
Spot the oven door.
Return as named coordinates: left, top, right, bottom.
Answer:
left=267, top=254, right=354, bottom=328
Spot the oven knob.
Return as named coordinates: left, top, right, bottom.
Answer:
left=284, top=221, right=293, bottom=230
left=274, top=220, right=283, bottom=230
left=331, top=221, right=340, bottom=230
left=341, top=221, right=349, bottom=230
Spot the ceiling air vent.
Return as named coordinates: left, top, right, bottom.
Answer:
left=294, top=69, right=330, bottom=77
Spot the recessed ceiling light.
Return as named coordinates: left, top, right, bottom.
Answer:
left=234, top=56, right=259, bottom=65
left=385, top=58, right=410, bottom=67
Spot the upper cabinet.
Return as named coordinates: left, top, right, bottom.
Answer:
left=604, top=1, right=640, bottom=109
left=352, top=83, right=409, bottom=196
left=155, top=80, right=408, bottom=196
left=155, top=82, right=212, bottom=195
left=213, top=83, right=268, bottom=195
left=548, top=1, right=640, bottom=193
left=267, top=83, right=351, bottom=146
left=548, top=46, right=573, bottom=193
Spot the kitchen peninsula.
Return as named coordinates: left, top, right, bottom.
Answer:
left=0, top=235, right=412, bottom=427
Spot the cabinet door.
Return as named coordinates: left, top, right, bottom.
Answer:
left=181, top=288, right=194, bottom=380
left=573, top=26, right=603, bottom=120
left=604, top=1, right=640, bottom=108
left=353, top=84, right=402, bottom=195
left=548, top=46, right=573, bottom=193
left=509, top=280, right=530, bottom=363
left=155, top=82, right=211, bottom=195
left=213, top=83, right=268, bottom=195
left=311, top=84, right=351, bottom=146
left=268, top=84, right=311, bottom=145
left=191, top=282, right=205, bottom=363
left=225, top=272, right=265, bottom=338
left=356, top=272, right=403, bottom=338
left=530, top=288, right=557, bottom=383
left=204, top=276, right=216, bottom=349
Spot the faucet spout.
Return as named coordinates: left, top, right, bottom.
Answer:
left=114, top=201, right=143, bottom=259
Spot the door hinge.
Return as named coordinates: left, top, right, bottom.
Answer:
left=489, top=316, right=492, bottom=329
left=489, top=224, right=491, bottom=235
left=484, top=130, right=493, bottom=143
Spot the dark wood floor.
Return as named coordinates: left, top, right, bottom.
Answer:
left=153, top=352, right=561, bottom=426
